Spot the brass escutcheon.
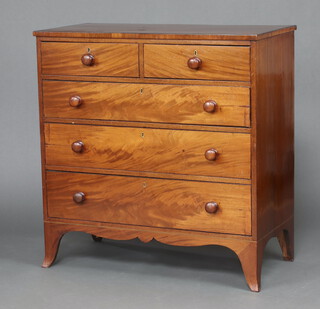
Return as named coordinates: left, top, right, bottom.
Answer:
left=140, top=132, right=145, bottom=138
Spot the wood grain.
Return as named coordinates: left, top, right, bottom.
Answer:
left=33, top=23, right=296, bottom=41
left=41, top=42, right=139, bottom=77
left=46, top=171, right=251, bottom=235
left=144, top=44, right=250, bottom=81
left=44, top=123, right=251, bottom=179
left=251, top=32, right=295, bottom=241
left=43, top=81, right=250, bottom=127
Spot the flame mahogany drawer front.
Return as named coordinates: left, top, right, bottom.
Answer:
left=144, top=44, right=251, bottom=81
left=41, top=42, right=139, bottom=77
left=34, top=24, right=296, bottom=292
left=43, top=81, right=250, bottom=127
left=46, top=171, right=251, bottom=235
left=44, top=123, right=251, bottom=179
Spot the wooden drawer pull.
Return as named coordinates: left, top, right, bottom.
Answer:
left=69, top=95, right=82, bottom=107
left=203, top=100, right=217, bottom=113
left=187, top=57, right=202, bottom=70
left=205, top=202, right=219, bottom=214
left=73, top=192, right=86, bottom=203
left=205, top=148, right=218, bottom=161
left=81, top=53, right=95, bottom=66
left=71, top=140, right=84, bottom=153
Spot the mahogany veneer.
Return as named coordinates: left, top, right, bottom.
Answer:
left=41, top=42, right=139, bottom=77
left=33, top=24, right=296, bottom=291
left=44, top=123, right=251, bottom=179
left=43, top=81, right=250, bottom=126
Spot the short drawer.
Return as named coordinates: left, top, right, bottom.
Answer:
left=41, top=42, right=139, bottom=77
left=46, top=171, right=251, bottom=235
left=43, top=81, right=250, bottom=127
left=144, top=44, right=250, bottom=81
left=44, top=124, right=251, bottom=179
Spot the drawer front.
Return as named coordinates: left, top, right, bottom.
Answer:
left=46, top=171, right=251, bottom=235
left=43, top=81, right=250, bottom=127
left=144, top=44, right=250, bottom=81
left=41, top=42, right=139, bottom=77
left=45, top=124, right=251, bottom=179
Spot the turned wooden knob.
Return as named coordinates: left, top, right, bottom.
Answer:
left=203, top=100, right=217, bottom=113
left=187, top=57, right=202, bottom=69
left=73, top=192, right=86, bottom=203
left=205, top=202, right=219, bottom=214
left=69, top=95, right=82, bottom=107
left=81, top=53, right=95, bottom=66
left=205, top=148, right=218, bottom=161
left=71, top=141, right=84, bottom=153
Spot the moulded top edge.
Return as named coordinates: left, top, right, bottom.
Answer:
left=33, top=23, right=297, bottom=41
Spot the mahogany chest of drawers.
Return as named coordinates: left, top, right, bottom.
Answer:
left=33, top=24, right=296, bottom=291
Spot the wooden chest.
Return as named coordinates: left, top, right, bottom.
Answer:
left=33, top=24, right=296, bottom=291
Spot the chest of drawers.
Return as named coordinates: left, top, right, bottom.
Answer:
left=33, top=24, right=296, bottom=291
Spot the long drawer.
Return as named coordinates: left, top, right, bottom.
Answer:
left=46, top=171, right=251, bottom=235
left=144, top=44, right=250, bottom=81
left=44, top=123, right=251, bottom=179
left=43, top=81, right=250, bottom=127
left=41, top=42, right=139, bottom=77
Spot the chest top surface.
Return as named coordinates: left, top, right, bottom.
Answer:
left=33, top=23, right=296, bottom=40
